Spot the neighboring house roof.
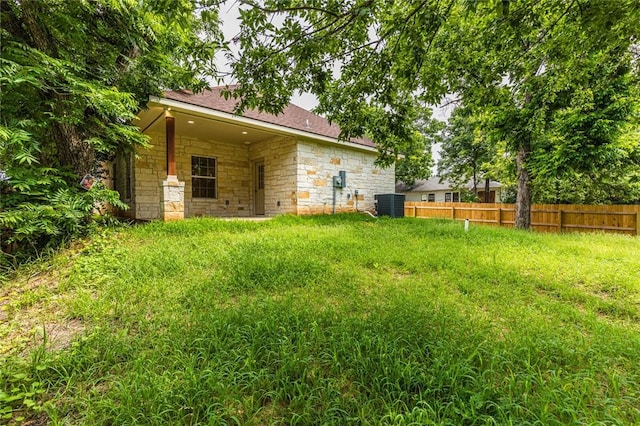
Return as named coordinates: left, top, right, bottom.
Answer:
left=163, top=86, right=375, bottom=149
left=396, top=177, right=501, bottom=193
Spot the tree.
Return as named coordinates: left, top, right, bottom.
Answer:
left=530, top=118, right=640, bottom=204
left=394, top=106, right=443, bottom=187
left=472, top=21, right=637, bottom=224
left=440, top=75, right=640, bottom=205
left=438, top=106, right=496, bottom=198
left=2, top=0, right=220, bottom=176
left=229, top=0, right=640, bottom=228
left=1, top=0, right=222, bottom=258
left=526, top=64, right=640, bottom=204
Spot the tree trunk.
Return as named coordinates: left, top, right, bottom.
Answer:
left=53, top=123, right=95, bottom=177
left=472, top=169, right=478, bottom=194
left=18, top=0, right=96, bottom=178
left=19, top=0, right=57, bottom=54
left=515, top=141, right=532, bottom=229
left=484, top=178, right=490, bottom=203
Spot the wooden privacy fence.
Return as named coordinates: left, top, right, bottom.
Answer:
left=404, top=202, right=640, bottom=236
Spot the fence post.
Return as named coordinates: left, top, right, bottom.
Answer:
left=636, top=211, right=640, bottom=236
left=498, top=208, right=502, bottom=227
left=558, top=209, right=563, bottom=232
left=451, top=206, right=455, bottom=220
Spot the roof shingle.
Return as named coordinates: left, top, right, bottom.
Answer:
left=163, top=87, right=375, bottom=148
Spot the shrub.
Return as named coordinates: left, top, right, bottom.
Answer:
left=0, top=173, right=126, bottom=268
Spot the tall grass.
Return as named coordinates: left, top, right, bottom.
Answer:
left=2, top=214, right=640, bottom=424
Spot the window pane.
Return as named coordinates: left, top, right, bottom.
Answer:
left=192, top=156, right=217, bottom=199
left=257, top=164, right=265, bottom=189
left=191, top=157, right=199, bottom=176
left=193, top=177, right=216, bottom=198
left=453, top=192, right=460, bottom=202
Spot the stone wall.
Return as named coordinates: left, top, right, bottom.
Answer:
left=182, top=135, right=251, bottom=217
left=249, top=136, right=298, bottom=215
left=134, top=132, right=253, bottom=219
left=133, top=132, right=164, bottom=220
left=294, top=141, right=395, bottom=215
left=133, top=133, right=394, bottom=219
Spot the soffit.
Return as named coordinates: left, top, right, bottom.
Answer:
left=136, top=105, right=276, bottom=145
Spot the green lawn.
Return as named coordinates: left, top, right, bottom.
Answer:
left=2, top=214, right=640, bottom=424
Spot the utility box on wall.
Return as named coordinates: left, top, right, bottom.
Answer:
left=375, top=193, right=405, bottom=217
left=333, top=170, right=347, bottom=188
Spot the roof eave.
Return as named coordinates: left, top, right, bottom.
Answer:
left=148, top=96, right=377, bottom=153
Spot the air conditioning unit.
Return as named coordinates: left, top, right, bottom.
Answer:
left=374, top=194, right=405, bottom=217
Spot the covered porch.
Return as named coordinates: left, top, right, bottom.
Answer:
left=129, top=99, right=299, bottom=220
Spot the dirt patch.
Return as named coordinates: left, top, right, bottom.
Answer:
left=34, top=319, right=85, bottom=351
left=1, top=260, right=87, bottom=358
left=0, top=304, right=7, bottom=322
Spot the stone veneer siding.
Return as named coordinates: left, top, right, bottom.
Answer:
left=294, top=140, right=395, bottom=214
left=132, top=132, right=394, bottom=219
left=134, top=132, right=253, bottom=219
left=249, top=136, right=298, bottom=216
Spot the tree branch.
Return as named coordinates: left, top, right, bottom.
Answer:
left=239, top=0, right=341, bottom=18
left=236, top=2, right=371, bottom=77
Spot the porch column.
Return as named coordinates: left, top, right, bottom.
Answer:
left=166, top=114, right=176, bottom=175
left=160, top=111, right=185, bottom=221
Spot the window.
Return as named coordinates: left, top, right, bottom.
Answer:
left=257, top=163, right=265, bottom=190
left=453, top=192, right=460, bottom=202
left=114, top=153, right=132, bottom=202
left=445, top=192, right=451, bottom=202
left=427, top=193, right=435, bottom=202
left=192, top=156, right=217, bottom=198
left=124, top=154, right=132, bottom=200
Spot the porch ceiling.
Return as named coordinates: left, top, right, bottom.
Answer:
left=136, top=105, right=276, bottom=145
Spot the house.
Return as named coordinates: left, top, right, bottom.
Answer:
left=395, top=177, right=502, bottom=203
left=113, top=86, right=395, bottom=220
